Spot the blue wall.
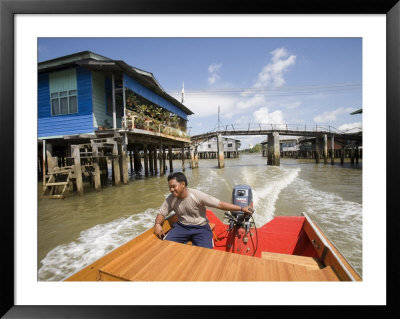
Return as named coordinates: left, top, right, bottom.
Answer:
left=38, top=66, right=94, bottom=138
left=123, top=74, right=188, bottom=120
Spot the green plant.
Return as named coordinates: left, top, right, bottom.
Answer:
left=126, top=92, right=138, bottom=108
left=135, top=116, right=145, bottom=129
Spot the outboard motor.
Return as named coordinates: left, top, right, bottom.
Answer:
left=222, top=185, right=257, bottom=255
left=231, top=184, right=253, bottom=220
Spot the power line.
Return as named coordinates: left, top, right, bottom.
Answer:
left=168, top=82, right=361, bottom=97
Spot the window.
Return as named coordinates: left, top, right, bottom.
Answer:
left=228, top=143, right=233, bottom=147
left=51, top=90, right=78, bottom=115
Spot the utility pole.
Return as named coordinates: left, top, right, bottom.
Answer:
left=181, top=82, right=185, bottom=104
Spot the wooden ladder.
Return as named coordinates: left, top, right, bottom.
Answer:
left=41, top=167, right=74, bottom=199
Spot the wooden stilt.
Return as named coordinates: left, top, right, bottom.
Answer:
left=153, top=145, right=158, bottom=175
left=169, top=145, right=173, bottom=172
left=133, top=145, right=142, bottom=174
left=159, top=141, right=164, bottom=176
left=42, top=140, right=46, bottom=190
left=144, top=144, right=149, bottom=176
left=71, top=145, right=84, bottom=195
left=129, top=151, right=133, bottom=175
left=162, top=146, right=166, bottom=175
left=109, top=139, right=120, bottom=186
left=91, top=143, right=101, bottom=191
left=181, top=147, right=185, bottom=172
left=149, top=145, right=154, bottom=175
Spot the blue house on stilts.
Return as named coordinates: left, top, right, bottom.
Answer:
left=38, top=51, right=194, bottom=197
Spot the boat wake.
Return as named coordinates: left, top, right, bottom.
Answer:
left=38, top=209, right=157, bottom=281
left=242, top=166, right=301, bottom=227
left=292, top=177, right=362, bottom=270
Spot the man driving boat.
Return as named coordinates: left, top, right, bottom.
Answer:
left=154, top=172, right=253, bottom=248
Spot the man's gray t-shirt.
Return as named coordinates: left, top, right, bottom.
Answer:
left=159, top=188, right=220, bottom=226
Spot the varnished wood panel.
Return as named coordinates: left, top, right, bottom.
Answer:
left=98, top=237, right=341, bottom=282
left=261, top=251, right=320, bottom=269
left=65, top=215, right=177, bottom=281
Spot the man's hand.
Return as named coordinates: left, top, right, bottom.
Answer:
left=241, top=206, right=254, bottom=214
left=154, top=223, right=165, bottom=239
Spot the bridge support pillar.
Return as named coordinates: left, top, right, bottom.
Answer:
left=323, top=134, right=328, bottom=164
left=217, top=134, right=225, bottom=168
left=194, top=146, right=199, bottom=168
left=356, top=145, right=359, bottom=164
left=315, top=138, right=320, bottom=164
left=267, top=132, right=280, bottom=166
left=350, top=146, right=355, bottom=164
left=331, top=135, right=335, bottom=165
left=190, top=146, right=198, bottom=169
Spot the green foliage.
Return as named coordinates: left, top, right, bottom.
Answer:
left=242, top=143, right=263, bottom=153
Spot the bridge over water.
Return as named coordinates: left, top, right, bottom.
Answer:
left=189, top=124, right=362, bottom=167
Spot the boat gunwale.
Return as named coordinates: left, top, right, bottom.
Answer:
left=302, top=211, right=362, bottom=281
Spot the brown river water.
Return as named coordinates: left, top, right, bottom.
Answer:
left=37, top=153, right=362, bottom=281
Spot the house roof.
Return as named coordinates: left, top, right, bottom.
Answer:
left=38, top=51, right=194, bottom=116
left=350, top=108, right=362, bottom=115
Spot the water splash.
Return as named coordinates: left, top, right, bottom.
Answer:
left=38, top=209, right=157, bottom=281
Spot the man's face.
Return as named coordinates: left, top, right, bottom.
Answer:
left=168, top=178, right=186, bottom=198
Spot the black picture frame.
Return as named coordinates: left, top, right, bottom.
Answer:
left=1, top=0, right=399, bottom=317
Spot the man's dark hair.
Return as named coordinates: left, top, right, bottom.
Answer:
left=167, top=172, right=188, bottom=187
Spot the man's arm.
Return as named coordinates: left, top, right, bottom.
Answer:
left=154, top=213, right=166, bottom=239
left=217, top=201, right=253, bottom=214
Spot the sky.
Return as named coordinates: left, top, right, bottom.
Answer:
left=38, top=38, right=362, bottom=148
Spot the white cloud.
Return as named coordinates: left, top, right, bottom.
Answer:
left=208, top=63, right=222, bottom=85
left=253, top=107, right=284, bottom=124
left=208, top=63, right=222, bottom=73
left=313, top=107, right=355, bottom=123
left=183, top=95, right=238, bottom=118
left=208, top=73, right=220, bottom=85
left=338, top=122, right=362, bottom=132
left=237, top=95, right=266, bottom=111
left=254, top=47, right=296, bottom=88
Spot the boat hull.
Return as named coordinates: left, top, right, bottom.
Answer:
left=65, top=210, right=361, bottom=281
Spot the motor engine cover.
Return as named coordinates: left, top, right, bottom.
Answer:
left=231, top=184, right=253, bottom=221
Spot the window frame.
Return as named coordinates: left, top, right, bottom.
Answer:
left=50, top=89, right=78, bottom=116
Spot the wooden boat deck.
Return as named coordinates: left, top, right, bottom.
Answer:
left=66, top=211, right=360, bottom=282
left=95, top=235, right=339, bottom=281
